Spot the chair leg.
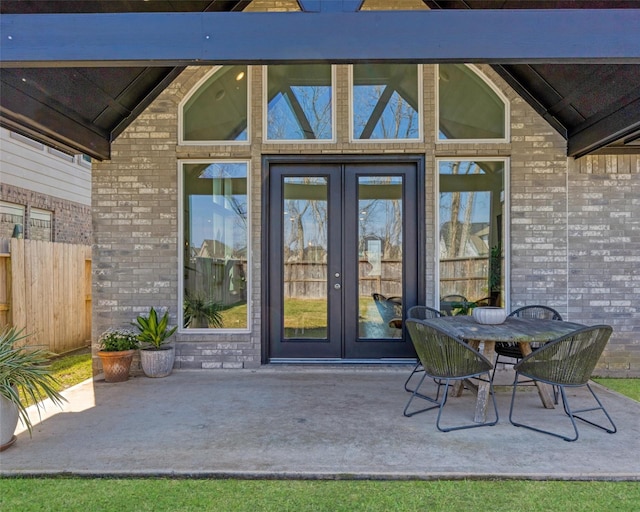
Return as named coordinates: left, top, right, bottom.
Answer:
left=435, top=375, right=499, bottom=432
left=490, top=356, right=500, bottom=382
left=405, top=361, right=445, bottom=396
left=509, top=377, right=617, bottom=442
left=404, top=361, right=423, bottom=393
left=567, top=383, right=617, bottom=435
left=403, top=371, right=441, bottom=417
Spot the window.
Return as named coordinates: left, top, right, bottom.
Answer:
left=78, top=154, right=92, bottom=168
left=352, top=64, right=421, bottom=141
left=29, top=208, right=53, bottom=241
left=266, top=64, right=334, bottom=141
left=0, top=202, right=25, bottom=239
left=181, top=66, right=249, bottom=143
left=181, top=161, right=249, bottom=330
left=438, top=64, right=508, bottom=141
left=438, top=160, right=506, bottom=314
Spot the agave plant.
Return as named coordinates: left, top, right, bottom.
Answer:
left=183, top=292, right=223, bottom=329
left=0, top=327, right=66, bottom=436
left=133, top=307, right=178, bottom=349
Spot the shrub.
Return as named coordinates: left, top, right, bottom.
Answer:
left=98, top=329, right=139, bottom=352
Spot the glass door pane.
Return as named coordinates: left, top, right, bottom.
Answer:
left=357, top=175, right=404, bottom=339
left=283, top=177, right=328, bottom=339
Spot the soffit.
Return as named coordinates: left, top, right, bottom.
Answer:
left=0, top=0, right=639, bottom=160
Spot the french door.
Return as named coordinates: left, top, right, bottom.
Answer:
left=267, top=160, right=421, bottom=361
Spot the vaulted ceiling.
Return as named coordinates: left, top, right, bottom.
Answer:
left=1, top=0, right=639, bottom=160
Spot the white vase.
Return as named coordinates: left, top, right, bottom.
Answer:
left=140, top=346, right=175, bottom=378
left=472, top=306, right=507, bottom=325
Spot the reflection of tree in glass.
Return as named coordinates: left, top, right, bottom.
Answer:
left=285, top=200, right=309, bottom=261
left=268, top=86, right=332, bottom=140
left=200, top=163, right=248, bottom=254
left=359, top=176, right=402, bottom=259
left=440, top=162, right=479, bottom=259
left=354, top=85, right=418, bottom=139
left=284, top=178, right=327, bottom=262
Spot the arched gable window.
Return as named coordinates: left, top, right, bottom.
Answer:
left=438, top=64, right=508, bottom=142
left=181, top=66, right=249, bottom=143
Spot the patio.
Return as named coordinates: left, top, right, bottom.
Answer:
left=2, top=367, right=639, bottom=480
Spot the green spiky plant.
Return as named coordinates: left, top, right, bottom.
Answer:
left=133, top=308, right=178, bottom=349
left=0, top=327, right=66, bottom=436
left=183, top=292, right=223, bottom=329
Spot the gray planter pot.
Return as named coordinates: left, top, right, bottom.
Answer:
left=140, top=346, right=175, bottom=378
left=0, top=393, right=19, bottom=451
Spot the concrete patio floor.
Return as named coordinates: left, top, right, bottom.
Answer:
left=1, top=367, right=639, bottom=480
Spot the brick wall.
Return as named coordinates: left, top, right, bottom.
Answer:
left=1, top=183, right=91, bottom=244
left=92, top=63, right=639, bottom=376
left=567, top=156, right=640, bottom=376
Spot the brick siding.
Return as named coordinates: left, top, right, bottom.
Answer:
left=92, top=63, right=639, bottom=377
left=1, top=183, right=91, bottom=244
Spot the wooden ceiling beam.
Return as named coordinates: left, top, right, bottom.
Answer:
left=2, top=10, right=640, bottom=68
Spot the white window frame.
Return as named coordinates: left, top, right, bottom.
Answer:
left=349, top=63, right=423, bottom=144
left=436, top=64, right=510, bottom=145
left=178, top=159, right=252, bottom=334
left=434, top=156, right=510, bottom=311
left=263, top=64, right=337, bottom=144
left=178, top=66, right=252, bottom=146
left=0, top=201, right=25, bottom=237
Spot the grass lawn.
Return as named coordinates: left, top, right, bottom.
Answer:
left=0, top=479, right=638, bottom=512
left=4, top=352, right=637, bottom=511
left=18, top=349, right=93, bottom=408
left=593, top=378, right=640, bottom=402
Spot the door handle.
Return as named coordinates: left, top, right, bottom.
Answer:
left=334, top=283, right=341, bottom=289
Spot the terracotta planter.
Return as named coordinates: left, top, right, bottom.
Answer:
left=98, top=349, right=136, bottom=383
left=0, top=393, right=19, bottom=451
left=140, top=346, right=175, bottom=378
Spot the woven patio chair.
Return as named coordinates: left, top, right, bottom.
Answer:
left=404, top=306, right=444, bottom=395
left=508, top=325, right=617, bottom=442
left=404, top=319, right=499, bottom=432
left=439, top=294, right=468, bottom=316
left=493, top=305, right=563, bottom=377
left=473, top=296, right=493, bottom=307
left=372, top=293, right=402, bottom=328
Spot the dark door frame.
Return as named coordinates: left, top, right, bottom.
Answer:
left=261, top=153, right=425, bottom=364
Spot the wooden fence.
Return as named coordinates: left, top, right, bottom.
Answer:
left=281, top=257, right=493, bottom=303
left=0, top=238, right=92, bottom=354
left=439, top=256, right=491, bottom=301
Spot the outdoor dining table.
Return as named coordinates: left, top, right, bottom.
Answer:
left=420, top=315, right=586, bottom=423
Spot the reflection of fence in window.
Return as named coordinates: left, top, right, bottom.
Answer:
left=282, top=260, right=402, bottom=300
left=186, top=257, right=247, bottom=308
left=440, top=256, right=489, bottom=302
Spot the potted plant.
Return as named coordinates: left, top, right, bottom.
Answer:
left=0, top=327, right=66, bottom=451
left=134, top=307, right=178, bottom=378
left=97, top=328, right=139, bottom=383
left=183, top=292, right=223, bottom=328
